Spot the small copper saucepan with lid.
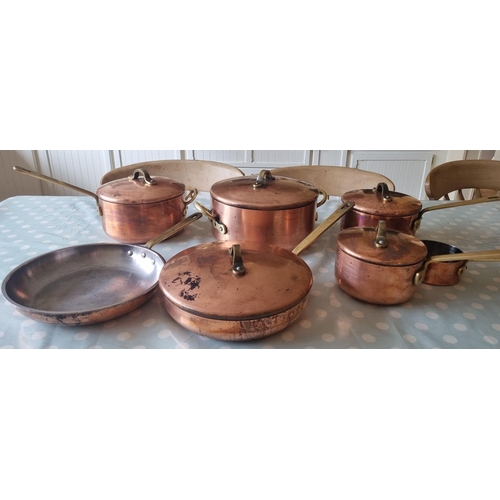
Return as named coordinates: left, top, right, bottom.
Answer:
left=340, top=182, right=500, bottom=235
left=335, top=221, right=500, bottom=305
left=194, top=169, right=328, bottom=251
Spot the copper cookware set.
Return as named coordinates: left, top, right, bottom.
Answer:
left=4, top=168, right=500, bottom=336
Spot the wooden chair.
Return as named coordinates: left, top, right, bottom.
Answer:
left=424, top=160, right=500, bottom=200
left=100, top=159, right=244, bottom=191
left=268, top=165, right=395, bottom=196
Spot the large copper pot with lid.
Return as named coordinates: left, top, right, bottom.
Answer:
left=195, top=169, right=328, bottom=250
left=14, top=166, right=197, bottom=244
left=335, top=220, right=500, bottom=305
left=340, top=182, right=500, bottom=235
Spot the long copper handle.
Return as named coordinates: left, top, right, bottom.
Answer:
left=292, top=201, right=355, bottom=256
left=13, top=165, right=102, bottom=214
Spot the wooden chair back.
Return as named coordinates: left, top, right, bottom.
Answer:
left=100, top=159, right=244, bottom=192
left=425, top=160, right=500, bottom=200
left=268, top=166, right=395, bottom=196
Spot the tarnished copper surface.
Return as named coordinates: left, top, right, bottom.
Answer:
left=209, top=199, right=317, bottom=250
left=336, top=225, right=428, bottom=266
left=100, top=198, right=187, bottom=243
left=210, top=174, right=320, bottom=210
left=159, top=240, right=313, bottom=321
left=340, top=210, right=421, bottom=235
left=335, top=246, right=424, bottom=305
left=163, top=296, right=309, bottom=341
left=97, top=173, right=186, bottom=204
left=420, top=240, right=466, bottom=286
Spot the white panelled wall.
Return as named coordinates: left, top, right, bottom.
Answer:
left=0, top=149, right=468, bottom=202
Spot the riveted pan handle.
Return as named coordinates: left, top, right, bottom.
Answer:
left=13, top=165, right=102, bottom=215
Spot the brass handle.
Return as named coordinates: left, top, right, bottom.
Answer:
left=316, top=189, right=328, bottom=207
left=374, top=182, right=392, bottom=202
left=413, top=248, right=500, bottom=285
left=229, top=244, right=246, bottom=276
left=253, top=170, right=275, bottom=188
left=144, top=212, right=202, bottom=249
left=374, top=220, right=388, bottom=248
left=181, top=189, right=198, bottom=215
left=13, top=165, right=102, bottom=215
left=194, top=202, right=227, bottom=234
left=413, top=196, right=500, bottom=232
left=292, top=201, right=355, bottom=255
left=127, top=168, right=157, bottom=185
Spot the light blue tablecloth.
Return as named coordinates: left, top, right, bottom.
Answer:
left=1, top=194, right=499, bottom=348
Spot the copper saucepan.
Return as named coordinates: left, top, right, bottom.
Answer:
left=2, top=213, right=202, bottom=325
left=194, top=169, right=328, bottom=251
left=335, top=221, right=500, bottom=305
left=340, top=182, right=500, bottom=235
left=158, top=201, right=355, bottom=341
left=14, top=166, right=197, bottom=244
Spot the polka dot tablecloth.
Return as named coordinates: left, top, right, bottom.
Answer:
left=1, top=194, right=500, bottom=349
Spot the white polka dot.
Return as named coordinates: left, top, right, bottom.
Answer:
left=453, top=323, right=468, bottom=332
left=158, top=329, right=172, bottom=339
left=31, top=331, right=46, bottom=340
left=445, top=293, right=457, bottom=300
left=281, top=331, right=294, bottom=341
left=362, top=333, right=376, bottom=343
left=88, top=345, right=102, bottom=349
left=376, top=322, right=389, bottom=331
left=352, top=311, right=364, bottom=318
left=443, top=335, right=458, bottom=344
left=133, top=345, right=146, bottom=349
left=310, top=290, right=321, bottom=296
left=330, top=299, right=342, bottom=308
left=471, top=303, right=484, bottom=310
left=403, top=334, right=417, bottom=344
left=315, top=309, right=327, bottom=318
left=483, top=336, right=498, bottom=345
left=492, top=324, right=500, bottom=332
left=117, top=332, right=133, bottom=341
left=469, top=270, right=480, bottom=275
left=321, top=333, right=335, bottom=342
left=21, top=319, right=35, bottom=327
left=486, top=286, right=498, bottom=292
left=421, top=284, right=433, bottom=291
left=463, top=313, right=476, bottom=320
left=453, top=285, right=465, bottom=291
left=389, top=310, right=401, bottom=318
left=415, top=323, right=428, bottom=331
left=323, top=282, right=334, bottom=288
left=103, top=321, right=117, bottom=329
left=74, top=331, right=89, bottom=341
left=129, top=309, right=142, bottom=317
left=318, top=267, right=329, bottom=274
left=436, top=302, right=448, bottom=309
left=143, top=318, right=156, bottom=327
left=300, top=320, right=312, bottom=329
left=479, top=294, right=492, bottom=301
left=425, top=312, right=439, bottom=319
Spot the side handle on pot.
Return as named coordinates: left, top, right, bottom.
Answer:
left=194, top=202, right=228, bottom=234
left=181, top=189, right=198, bottom=215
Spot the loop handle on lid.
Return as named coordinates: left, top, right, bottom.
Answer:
left=374, top=182, right=392, bottom=202
left=229, top=244, right=246, bottom=276
left=128, top=168, right=157, bottom=185
left=253, top=170, right=275, bottom=189
left=374, top=220, right=388, bottom=248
